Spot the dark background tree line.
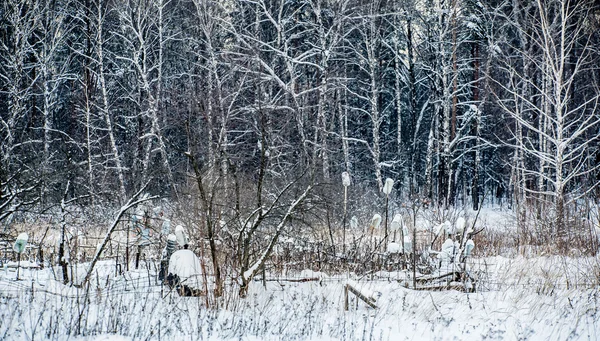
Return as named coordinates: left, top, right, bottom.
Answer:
left=1, top=0, right=600, bottom=251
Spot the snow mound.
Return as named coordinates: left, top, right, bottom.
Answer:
left=168, top=249, right=203, bottom=290
left=3, top=260, right=40, bottom=268
left=387, top=242, right=401, bottom=254
left=299, top=269, right=328, bottom=279
left=346, top=279, right=381, bottom=302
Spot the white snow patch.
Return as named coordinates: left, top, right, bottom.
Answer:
left=299, top=269, right=328, bottom=279
left=346, top=279, right=381, bottom=302
left=1, top=255, right=600, bottom=340
left=80, top=335, right=133, bottom=341
left=168, top=249, right=203, bottom=289
left=387, top=242, right=401, bottom=254
left=3, top=260, right=40, bottom=268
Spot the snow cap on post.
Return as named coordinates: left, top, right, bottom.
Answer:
left=387, top=242, right=401, bottom=254
left=443, top=220, right=453, bottom=236
left=136, top=204, right=146, bottom=217
left=390, top=214, right=403, bottom=232
left=433, top=222, right=444, bottom=236
left=455, top=217, right=466, bottom=234
left=13, top=233, right=28, bottom=254
left=350, top=216, right=358, bottom=230
left=161, top=219, right=171, bottom=235
left=403, top=235, right=412, bottom=254
left=163, top=234, right=178, bottom=259
left=464, top=239, right=475, bottom=257
left=175, top=225, right=188, bottom=247
left=442, top=237, right=455, bottom=254
left=370, top=214, right=382, bottom=230
left=342, top=172, right=351, bottom=187
left=383, top=178, right=394, bottom=195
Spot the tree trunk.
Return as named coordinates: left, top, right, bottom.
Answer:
left=471, top=43, right=480, bottom=211
left=187, top=152, right=223, bottom=298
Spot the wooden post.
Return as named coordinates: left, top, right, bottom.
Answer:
left=115, top=243, right=119, bottom=277
left=135, top=245, right=141, bottom=269
left=344, top=284, right=349, bottom=311
left=384, top=196, right=389, bottom=251
left=413, top=220, right=417, bottom=290
left=16, top=253, right=21, bottom=280
left=126, top=221, right=130, bottom=272
left=343, top=186, right=347, bottom=255
left=345, top=282, right=378, bottom=309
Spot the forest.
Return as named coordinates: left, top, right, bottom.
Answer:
left=1, top=0, right=600, bottom=272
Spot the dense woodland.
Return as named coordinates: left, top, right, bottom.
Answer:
left=1, top=0, right=600, bottom=263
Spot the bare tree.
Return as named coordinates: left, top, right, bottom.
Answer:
left=0, top=0, right=43, bottom=220
left=343, top=0, right=390, bottom=190
left=237, top=171, right=314, bottom=297
left=493, top=0, right=600, bottom=240
left=80, top=0, right=128, bottom=201
left=78, top=187, right=156, bottom=287
left=33, top=0, right=77, bottom=199
left=116, top=0, right=176, bottom=194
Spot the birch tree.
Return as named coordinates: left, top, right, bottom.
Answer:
left=117, top=0, right=176, bottom=194
left=0, top=0, right=43, bottom=217
left=33, top=0, right=76, bottom=200
left=344, top=0, right=389, bottom=190
left=77, top=0, right=128, bottom=201
left=493, top=0, right=600, bottom=240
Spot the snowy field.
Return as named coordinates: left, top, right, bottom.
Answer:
left=1, top=255, right=599, bottom=341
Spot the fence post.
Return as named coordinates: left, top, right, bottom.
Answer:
left=344, top=284, right=349, bottom=311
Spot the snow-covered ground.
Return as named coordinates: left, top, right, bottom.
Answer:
left=1, top=255, right=599, bottom=341
left=1, top=205, right=598, bottom=340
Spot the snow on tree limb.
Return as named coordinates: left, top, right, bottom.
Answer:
left=77, top=184, right=157, bottom=287
left=242, top=183, right=313, bottom=283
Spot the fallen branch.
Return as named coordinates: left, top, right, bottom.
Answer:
left=411, top=282, right=467, bottom=292
left=414, top=271, right=460, bottom=283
